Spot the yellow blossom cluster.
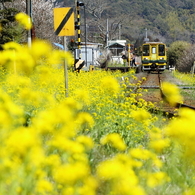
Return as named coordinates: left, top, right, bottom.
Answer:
left=161, top=81, right=183, bottom=106
left=1, top=21, right=195, bottom=194
left=0, top=39, right=73, bottom=75
left=100, top=133, right=127, bottom=151
left=174, top=71, right=195, bottom=85
left=15, top=12, right=32, bottom=30
left=165, top=108, right=195, bottom=157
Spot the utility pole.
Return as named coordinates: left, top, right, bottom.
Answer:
left=144, top=28, right=149, bottom=42
left=26, top=0, right=32, bottom=47
left=119, top=24, right=121, bottom=40
left=63, top=37, right=68, bottom=97
left=106, top=18, right=109, bottom=54
left=145, top=28, right=147, bottom=39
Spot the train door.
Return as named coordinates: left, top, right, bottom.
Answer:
left=151, top=45, right=157, bottom=61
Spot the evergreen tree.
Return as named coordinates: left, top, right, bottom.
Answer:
left=0, top=0, right=21, bottom=48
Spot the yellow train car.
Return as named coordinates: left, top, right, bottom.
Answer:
left=141, top=42, right=167, bottom=71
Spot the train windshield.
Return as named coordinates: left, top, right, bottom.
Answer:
left=158, top=44, right=165, bottom=56
left=142, top=45, right=149, bottom=56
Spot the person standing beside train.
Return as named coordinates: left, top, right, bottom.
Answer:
left=131, top=53, right=136, bottom=67
left=121, top=53, right=128, bottom=66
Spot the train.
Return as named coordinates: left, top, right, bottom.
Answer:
left=141, top=42, right=167, bottom=72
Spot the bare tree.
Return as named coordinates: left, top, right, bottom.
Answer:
left=177, top=45, right=195, bottom=72
left=82, top=0, right=109, bottom=20
left=32, top=0, right=56, bottom=41
left=78, top=0, right=128, bottom=45
left=6, top=0, right=60, bottom=43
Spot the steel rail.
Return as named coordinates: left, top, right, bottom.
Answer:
left=159, top=73, right=195, bottom=111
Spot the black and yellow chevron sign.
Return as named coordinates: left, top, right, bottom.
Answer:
left=53, top=7, right=75, bottom=36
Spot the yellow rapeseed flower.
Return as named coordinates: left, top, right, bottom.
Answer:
left=149, top=138, right=170, bottom=153
left=6, top=127, right=39, bottom=156
left=15, top=12, right=32, bottom=30
left=78, top=176, right=98, bottom=195
left=114, top=180, right=146, bottom=195
left=3, top=41, right=22, bottom=51
left=183, top=189, right=195, bottom=195
left=53, top=162, right=90, bottom=185
left=161, top=82, right=183, bottom=106
left=147, top=172, right=170, bottom=188
left=36, top=179, right=53, bottom=193
left=49, top=135, right=84, bottom=154
left=30, top=39, right=52, bottom=61
left=63, top=97, right=82, bottom=111
left=29, top=147, right=45, bottom=167
left=48, top=50, right=74, bottom=67
left=100, top=133, right=127, bottom=151
left=0, top=90, right=24, bottom=127
left=100, top=76, right=120, bottom=95
left=14, top=49, right=35, bottom=74
left=76, top=135, right=94, bottom=150
left=0, top=110, right=11, bottom=127
left=96, top=159, right=132, bottom=180
left=43, top=154, right=61, bottom=169
left=6, top=74, right=31, bottom=88
left=0, top=44, right=35, bottom=74
left=131, top=109, right=151, bottom=122
left=62, top=187, right=74, bottom=195
left=129, top=148, right=154, bottom=160
left=19, top=88, right=42, bottom=106
left=74, top=89, right=91, bottom=106
left=76, top=112, right=94, bottom=129
left=115, top=153, right=143, bottom=168
left=165, top=108, right=195, bottom=157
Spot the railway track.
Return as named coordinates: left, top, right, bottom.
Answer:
left=129, top=71, right=195, bottom=117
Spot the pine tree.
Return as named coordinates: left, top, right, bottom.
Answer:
left=0, top=0, right=21, bottom=49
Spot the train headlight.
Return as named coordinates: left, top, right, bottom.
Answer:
left=160, top=57, right=164, bottom=60
left=144, top=58, right=148, bottom=60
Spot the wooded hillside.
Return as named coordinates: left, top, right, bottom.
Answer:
left=55, top=0, right=195, bottom=47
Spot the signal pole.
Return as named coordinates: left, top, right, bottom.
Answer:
left=106, top=18, right=109, bottom=54
left=76, top=2, right=81, bottom=59
left=75, top=1, right=84, bottom=59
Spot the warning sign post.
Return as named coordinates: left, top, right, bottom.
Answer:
left=53, top=7, right=75, bottom=36
left=53, top=7, right=75, bottom=97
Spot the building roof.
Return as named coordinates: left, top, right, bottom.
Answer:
left=80, top=42, right=103, bottom=46
left=106, top=40, right=127, bottom=48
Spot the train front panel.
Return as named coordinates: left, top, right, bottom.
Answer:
left=141, top=42, right=167, bottom=71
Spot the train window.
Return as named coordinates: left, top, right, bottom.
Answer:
left=159, top=44, right=165, bottom=56
left=152, top=47, right=156, bottom=54
left=143, top=45, right=149, bottom=56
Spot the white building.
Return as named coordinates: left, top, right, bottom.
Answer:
left=106, top=40, right=127, bottom=64
left=75, top=42, right=103, bottom=71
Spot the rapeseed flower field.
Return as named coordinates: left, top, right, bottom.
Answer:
left=0, top=12, right=195, bottom=195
